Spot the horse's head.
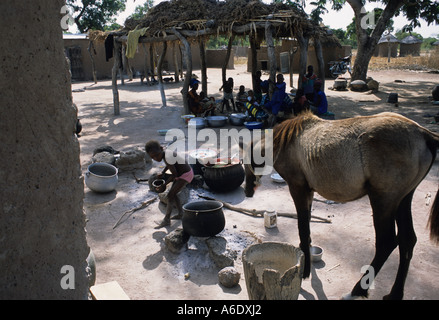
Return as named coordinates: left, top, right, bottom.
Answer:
left=244, top=163, right=261, bottom=197
left=242, top=131, right=273, bottom=197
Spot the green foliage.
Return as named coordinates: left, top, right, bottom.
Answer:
left=66, top=0, right=127, bottom=33
left=128, top=0, right=154, bottom=20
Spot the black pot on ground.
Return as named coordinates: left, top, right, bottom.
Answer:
left=201, top=158, right=245, bottom=193
left=182, top=200, right=225, bottom=237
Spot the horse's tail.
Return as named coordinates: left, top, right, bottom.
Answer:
left=427, top=131, right=439, bottom=243
left=429, top=193, right=439, bottom=243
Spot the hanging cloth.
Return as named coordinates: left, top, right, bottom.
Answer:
left=125, top=27, right=149, bottom=59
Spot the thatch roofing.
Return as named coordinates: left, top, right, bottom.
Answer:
left=400, top=35, right=422, bottom=44
left=378, top=33, right=399, bottom=44
left=119, top=0, right=340, bottom=46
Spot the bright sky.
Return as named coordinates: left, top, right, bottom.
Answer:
left=114, top=0, right=438, bottom=38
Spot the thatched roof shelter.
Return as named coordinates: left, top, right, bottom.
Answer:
left=400, top=35, right=422, bottom=57
left=106, top=0, right=340, bottom=115
left=375, top=33, right=399, bottom=58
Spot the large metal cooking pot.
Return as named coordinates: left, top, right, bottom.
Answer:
left=85, top=162, right=118, bottom=193
left=202, top=157, right=245, bottom=193
left=188, top=148, right=217, bottom=175
left=206, top=115, right=228, bottom=127
left=229, top=113, right=246, bottom=126
left=182, top=200, right=225, bottom=237
left=188, top=117, right=207, bottom=129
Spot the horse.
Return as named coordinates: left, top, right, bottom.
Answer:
left=243, top=111, right=439, bottom=300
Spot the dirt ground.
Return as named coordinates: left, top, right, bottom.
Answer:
left=73, top=63, right=439, bottom=300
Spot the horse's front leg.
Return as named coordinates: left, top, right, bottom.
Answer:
left=289, top=185, right=314, bottom=278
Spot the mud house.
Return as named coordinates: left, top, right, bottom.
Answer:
left=63, top=33, right=233, bottom=81
left=374, top=33, right=399, bottom=58
left=247, top=39, right=350, bottom=81
left=399, top=35, right=423, bottom=57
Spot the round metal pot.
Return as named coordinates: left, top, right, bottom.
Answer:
left=85, top=162, right=118, bottom=193
left=206, top=115, right=228, bottom=127
left=229, top=113, right=246, bottom=126
left=201, top=158, right=245, bottom=193
left=188, top=117, right=207, bottom=129
left=188, top=148, right=217, bottom=176
left=182, top=200, right=225, bottom=237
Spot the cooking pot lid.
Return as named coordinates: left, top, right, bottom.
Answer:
left=189, top=149, right=217, bottom=159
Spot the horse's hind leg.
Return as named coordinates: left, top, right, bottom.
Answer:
left=384, top=190, right=417, bottom=300
left=349, top=193, right=398, bottom=298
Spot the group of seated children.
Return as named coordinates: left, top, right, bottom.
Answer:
left=187, top=66, right=329, bottom=125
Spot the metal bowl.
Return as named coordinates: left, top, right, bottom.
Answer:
left=271, top=173, right=285, bottom=183
left=181, top=114, right=195, bottom=124
left=206, top=115, right=228, bottom=127
left=310, top=245, right=323, bottom=262
left=188, top=117, right=207, bottom=129
left=229, top=113, right=247, bottom=126
left=244, top=121, right=263, bottom=130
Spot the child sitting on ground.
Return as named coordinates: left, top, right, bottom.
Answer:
left=235, top=85, right=248, bottom=112
left=244, top=90, right=268, bottom=121
left=292, top=88, right=309, bottom=115
left=145, top=140, right=194, bottom=229
left=310, top=80, right=328, bottom=116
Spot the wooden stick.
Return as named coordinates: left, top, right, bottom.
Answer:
left=197, top=194, right=331, bottom=223
left=113, top=196, right=158, bottom=229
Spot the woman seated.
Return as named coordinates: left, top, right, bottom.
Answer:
left=187, top=80, right=216, bottom=116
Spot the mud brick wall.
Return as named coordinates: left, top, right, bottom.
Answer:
left=0, top=0, right=89, bottom=299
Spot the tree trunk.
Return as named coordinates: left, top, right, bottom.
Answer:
left=173, top=28, right=192, bottom=114
left=157, top=41, right=167, bottom=108
left=347, top=0, right=404, bottom=80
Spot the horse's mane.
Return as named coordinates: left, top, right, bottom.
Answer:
left=273, top=110, right=317, bottom=153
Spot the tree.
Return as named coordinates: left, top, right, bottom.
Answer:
left=281, top=0, right=439, bottom=80
left=340, top=0, right=438, bottom=80
left=128, top=0, right=154, bottom=20
left=67, top=0, right=127, bottom=33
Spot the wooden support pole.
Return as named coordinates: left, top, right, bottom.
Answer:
left=142, top=43, right=151, bottom=86
left=88, top=41, right=97, bottom=84
left=112, top=39, right=120, bottom=116
left=199, top=37, right=207, bottom=95
left=314, top=36, right=325, bottom=90
left=172, top=28, right=192, bottom=114
left=149, top=43, right=155, bottom=80
left=265, top=21, right=276, bottom=99
left=222, top=34, right=235, bottom=84
left=172, top=42, right=180, bottom=83
left=296, top=33, right=309, bottom=90
left=250, top=34, right=258, bottom=92
left=157, top=41, right=167, bottom=108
